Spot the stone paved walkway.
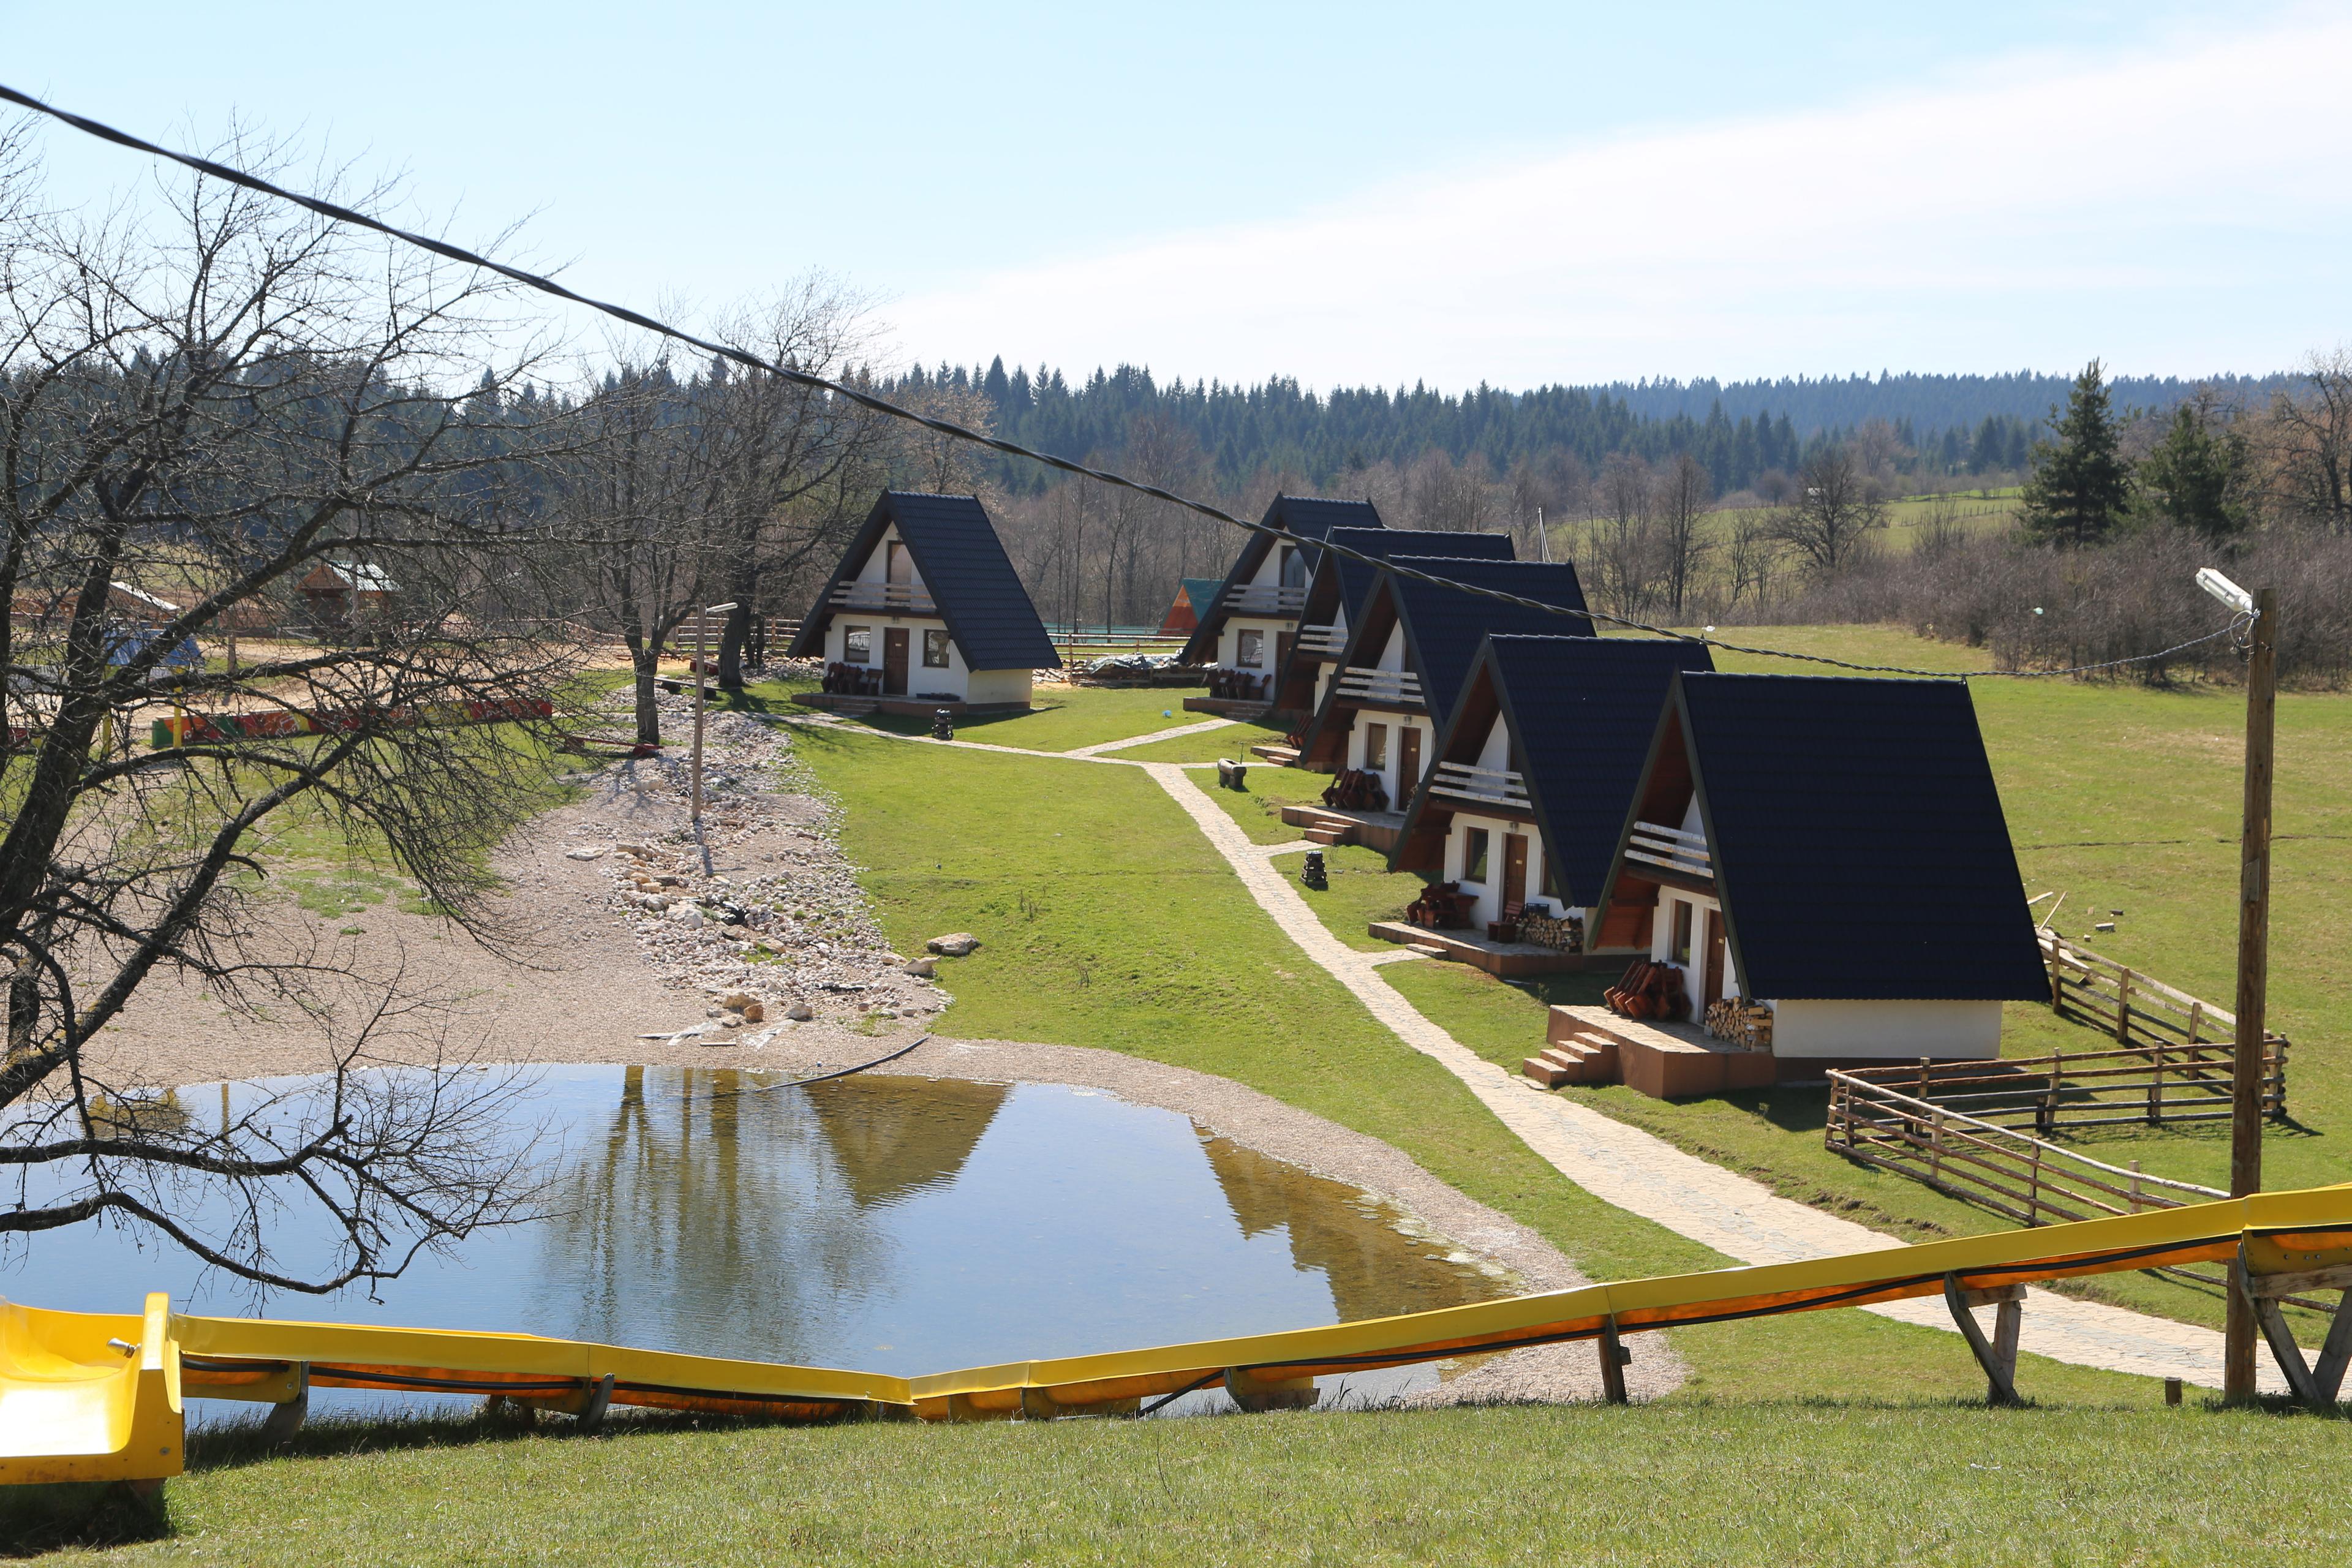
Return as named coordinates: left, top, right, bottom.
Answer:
left=1140, top=762, right=2293, bottom=1393
left=1065, top=716, right=1234, bottom=756
left=764, top=712, right=2297, bottom=1391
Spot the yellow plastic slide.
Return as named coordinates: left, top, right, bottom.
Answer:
left=6, top=1185, right=2347, bottom=1485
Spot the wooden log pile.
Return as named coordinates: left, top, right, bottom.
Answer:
left=1704, top=998, right=1772, bottom=1050
left=1518, top=908, right=1585, bottom=952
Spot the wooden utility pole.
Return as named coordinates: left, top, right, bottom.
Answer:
left=2223, top=586, right=2277, bottom=1404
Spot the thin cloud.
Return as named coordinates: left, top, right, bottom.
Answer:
left=890, top=15, right=2352, bottom=388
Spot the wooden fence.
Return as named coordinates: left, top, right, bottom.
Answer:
left=2040, top=930, right=2285, bottom=1063
left=1825, top=1071, right=2329, bottom=1311
left=1831, top=1036, right=2286, bottom=1135
left=660, top=614, right=801, bottom=657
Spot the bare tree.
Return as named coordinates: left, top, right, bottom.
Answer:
left=1770, top=445, right=1888, bottom=574
left=0, top=134, right=568, bottom=1291
left=2261, top=347, right=2352, bottom=532
left=1588, top=451, right=1660, bottom=616
left=1653, top=453, right=1714, bottom=616
left=1725, top=508, right=1783, bottom=607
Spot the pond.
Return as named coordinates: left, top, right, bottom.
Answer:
left=13, top=1068, right=1517, bottom=1418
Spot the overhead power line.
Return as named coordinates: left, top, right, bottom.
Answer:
left=0, top=82, right=2245, bottom=682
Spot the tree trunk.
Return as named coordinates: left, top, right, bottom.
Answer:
left=628, top=638, right=662, bottom=745
left=717, top=560, right=759, bottom=691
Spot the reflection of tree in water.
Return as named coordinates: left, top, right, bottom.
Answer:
left=1200, top=1135, right=1504, bottom=1324
left=538, top=1070, right=1007, bottom=1364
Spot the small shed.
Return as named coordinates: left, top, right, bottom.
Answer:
left=1158, top=577, right=1227, bottom=638
left=300, top=561, right=401, bottom=625
left=785, top=491, right=1058, bottom=712
left=1593, top=672, right=2049, bottom=1066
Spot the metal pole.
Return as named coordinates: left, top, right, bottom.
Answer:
left=2224, top=586, right=2277, bottom=1404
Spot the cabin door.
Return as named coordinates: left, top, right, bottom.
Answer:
left=883, top=628, right=910, bottom=696
left=1275, top=630, right=1293, bottom=676
left=1501, top=833, right=1528, bottom=908
left=1398, top=727, right=1422, bottom=800
left=1702, top=914, right=1725, bottom=1007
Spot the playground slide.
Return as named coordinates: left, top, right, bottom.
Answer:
left=6, top=1185, right=2347, bottom=1485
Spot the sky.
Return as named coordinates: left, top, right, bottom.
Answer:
left=2, top=1, right=2346, bottom=391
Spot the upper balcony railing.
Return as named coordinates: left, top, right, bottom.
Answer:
left=1333, top=666, right=1423, bottom=707
left=831, top=581, right=937, bottom=615
left=1223, top=584, right=1307, bottom=617
left=1625, top=820, right=1711, bottom=880
left=1295, top=623, right=1349, bottom=657
left=1428, top=760, right=1531, bottom=810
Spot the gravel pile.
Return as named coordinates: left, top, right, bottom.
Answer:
left=568, top=689, right=946, bottom=1042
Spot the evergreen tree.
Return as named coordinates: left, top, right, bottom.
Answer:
left=2138, top=399, right=2251, bottom=541
left=2019, top=360, right=2133, bottom=546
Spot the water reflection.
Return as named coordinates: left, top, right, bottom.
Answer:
left=14, top=1068, right=1507, bottom=1411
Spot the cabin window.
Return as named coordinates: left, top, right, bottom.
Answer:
left=1463, top=827, right=1491, bottom=884
left=1237, top=629, right=1264, bottom=668
left=1670, top=900, right=1695, bottom=965
left=922, top=628, right=951, bottom=668
left=844, top=625, right=872, bottom=664
left=1364, top=722, right=1389, bottom=771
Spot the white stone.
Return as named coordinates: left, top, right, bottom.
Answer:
left=668, top=904, right=705, bottom=927
left=925, top=932, right=980, bottom=957
left=565, top=846, right=607, bottom=861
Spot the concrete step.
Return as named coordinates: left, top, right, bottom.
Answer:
left=831, top=699, right=878, bottom=717
left=1250, top=743, right=1301, bottom=765
left=1302, top=825, right=1349, bottom=845
left=1522, top=1054, right=1578, bottom=1087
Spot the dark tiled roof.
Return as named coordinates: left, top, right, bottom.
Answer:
left=1485, top=636, right=1715, bottom=905
left=787, top=491, right=1058, bottom=671
left=1178, top=494, right=1384, bottom=663
left=1266, top=495, right=1382, bottom=543
left=1389, top=559, right=1594, bottom=728
left=1681, top=673, right=2048, bottom=1001
left=1324, top=527, right=1515, bottom=621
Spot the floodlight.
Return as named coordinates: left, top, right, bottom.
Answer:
left=2195, top=568, right=2256, bottom=618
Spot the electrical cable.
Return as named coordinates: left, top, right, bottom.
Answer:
left=0, top=82, right=2248, bottom=683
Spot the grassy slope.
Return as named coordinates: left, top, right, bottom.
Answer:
left=32, top=1402, right=2348, bottom=1567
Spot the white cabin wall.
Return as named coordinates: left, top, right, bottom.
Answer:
left=965, top=667, right=1033, bottom=707
left=1766, top=999, right=2002, bottom=1061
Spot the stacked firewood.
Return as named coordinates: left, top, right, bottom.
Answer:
left=1605, top=959, right=1689, bottom=1022
left=1704, top=998, right=1773, bottom=1050
left=1517, top=909, right=1585, bottom=952
left=1321, top=769, right=1389, bottom=812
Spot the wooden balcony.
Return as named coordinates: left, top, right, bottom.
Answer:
left=1625, top=820, right=1711, bottom=880
left=829, top=582, right=937, bottom=615
left=1427, top=760, right=1530, bottom=810
left=1332, top=666, right=1423, bottom=707
left=1223, top=584, right=1306, bottom=616
left=1295, top=623, right=1348, bottom=657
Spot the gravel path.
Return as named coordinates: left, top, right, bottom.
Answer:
left=1140, top=761, right=2297, bottom=1394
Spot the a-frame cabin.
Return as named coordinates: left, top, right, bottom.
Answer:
left=1178, top=495, right=1383, bottom=713
left=1264, top=527, right=1517, bottom=726
left=1593, top=671, right=2049, bottom=1066
left=787, top=491, right=1058, bottom=714
left=1292, top=558, right=1593, bottom=813
left=1389, top=633, right=1715, bottom=944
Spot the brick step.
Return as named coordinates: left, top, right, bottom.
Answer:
left=830, top=699, right=879, bottom=717
left=1250, top=743, right=1301, bottom=764
left=1302, top=824, right=1350, bottom=845
left=1521, top=1036, right=1621, bottom=1088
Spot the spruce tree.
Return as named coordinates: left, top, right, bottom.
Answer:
left=2138, top=399, right=2250, bottom=541
left=2019, top=360, right=2133, bottom=546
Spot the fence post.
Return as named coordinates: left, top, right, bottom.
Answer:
left=2038, top=1052, right=2060, bottom=1137
left=2027, top=1140, right=2045, bottom=1225
left=2129, top=1159, right=2143, bottom=1214
left=2114, top=967, right=2132, bottom=1044
left=1929, top=1107, right=1945, bottom=1188
left=2187, top=999, right=2204, bottom=1047
left=2148, top=1049, right=2162, bottom=1126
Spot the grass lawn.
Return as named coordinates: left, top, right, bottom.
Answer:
left=1275, top=844, right=1425, bottom=952
left=1193, top=760, right=1330, bottom=844
left=28, top=1399, right=2345, bottom=1567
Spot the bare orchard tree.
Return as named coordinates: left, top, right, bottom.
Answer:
left=1588, top=451, right=1661, bottom=617
left=0, top=136, right=574, bottom=1291
left=1653, top=452, right=1714, bottom=617
left=1770, top=445, right=1888, bottom=575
